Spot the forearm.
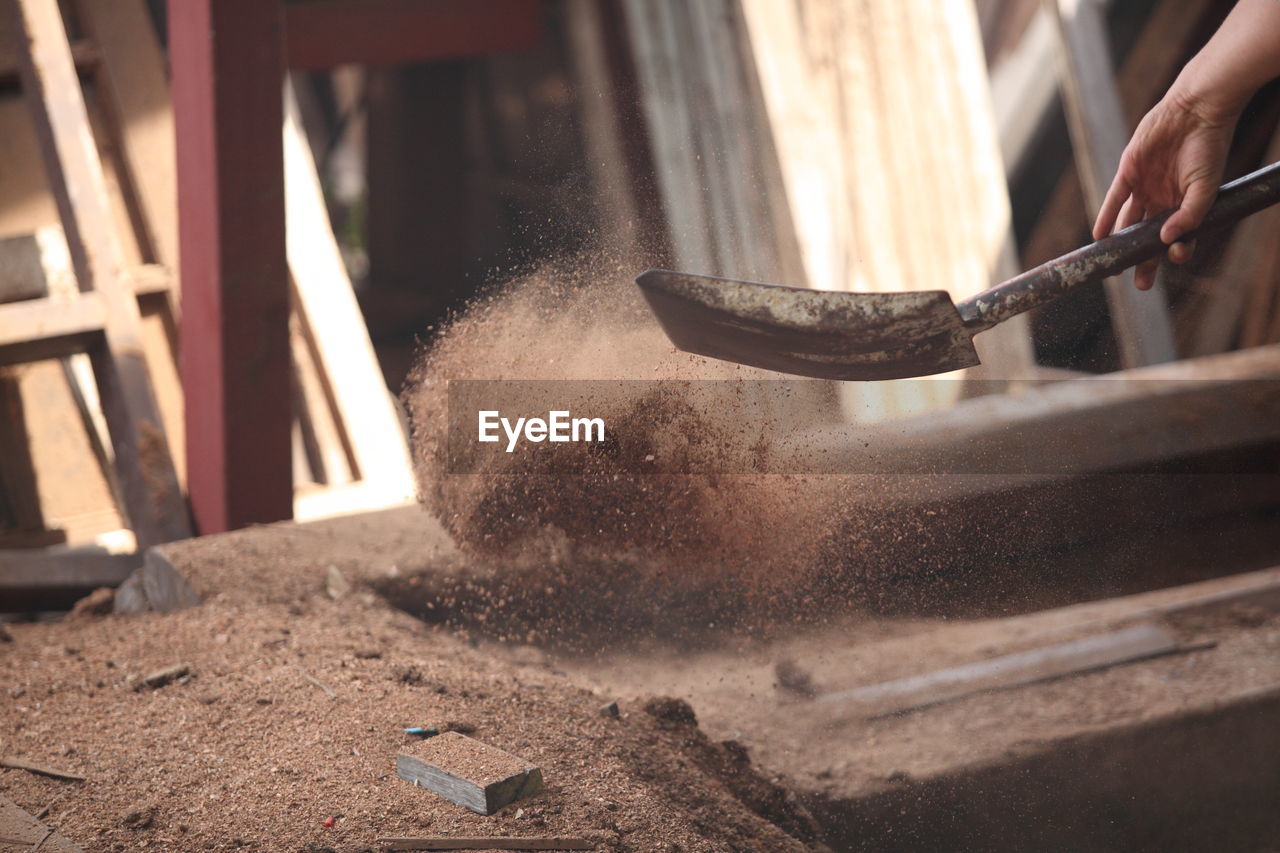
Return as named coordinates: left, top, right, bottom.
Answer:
left=1169, top=0, right=1280, bottom=123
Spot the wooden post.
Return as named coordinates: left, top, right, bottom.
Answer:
left=1048, top=0, right=1178, bottom=368
left=169, top=0, right=292, bottom=533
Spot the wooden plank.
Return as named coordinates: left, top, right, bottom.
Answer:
left=396, top=732, right=543, bottom=815
left=0, top=294, right=104, bottom=355
left=620, top=0, right=804, bottom=285
left=1190, top=126, right=1280, bottom=355
left=379, top=839, right=593, bottom=852
left=170, top=0, right=292, bottom=533
left=284, top=85, right=414, bottom=507
left=0, top=795, right=83, bottom=852
left=0, top=546, right=139, bottom=611
left=0, top=546, right=138, bottom=588
left=1021, top=0, right=1216, bottom=280
left=738, top=0, right=1033, bottom=407
left=563, top=0, right=642, bottom=258
left=781, top=342, right=1280, bottom=482
left=289, top=312, right=353, bottom=488
left=989, top=7, right=1059, bottom=175
left=283, top=0, right=540, bottom=71
left=73, top=0, right=187, bottom=479
left=292, top=479, right=414, bottom=522
left=10, top=0, right=189, bottom=548
left=1047, top=0, right=1177, bottom=368
left=72, top=0, right=178, bottom=275
left=817, top=624, right=1182, bottom=718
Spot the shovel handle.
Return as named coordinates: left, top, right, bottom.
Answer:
left=958, top=160, right=1280, bottom=332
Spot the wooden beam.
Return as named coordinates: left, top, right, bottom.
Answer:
left=283, top=0, right=541, bottom=71
left=284, top=86, right=415, bottom=505
left=1047, top=0, right=1177, bottom=368
left=1190, top=126, right=1280, bottom=355
left=9, top=0, right=190, bottom=547
left=74, top=0, right=179, bottom=276
left=783, top=343, right=1280, bottom=480
left=170, top=0, right=292, bottom=533
left=0, top=293, right=105, bottom=356
left=816, top=623, right=1182, bottom=719
left=0, top=546, right=140, bottom=611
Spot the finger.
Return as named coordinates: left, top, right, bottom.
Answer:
left=1134, top=258, right=1159, bottom=291
left=1118, top=196, right=1146, bottom=232
left=1094, top=171, right=1132, bottom=239
left=1161, top=179, right=1218, bottom=244
left=1169, top=238, right=1196, bottom=265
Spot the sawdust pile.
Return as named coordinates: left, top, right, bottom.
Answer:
left=404, top=254, right=855, bottom=618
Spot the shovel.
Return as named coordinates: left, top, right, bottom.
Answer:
left=636, top=160, right=1280, bottom=381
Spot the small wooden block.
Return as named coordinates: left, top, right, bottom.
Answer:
left=396, top=732, right=543, bottom=815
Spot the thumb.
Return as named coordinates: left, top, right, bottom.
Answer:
left=1160, top=179, right=1217, bottom=244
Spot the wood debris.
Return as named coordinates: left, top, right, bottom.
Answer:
left=378, top=836, right=593, bottom=850
left=0, top=795, right=83, bottom=851
left=396, top=731, right=543, bottom=815
left=817, top=623, right=1185, bottom=719
left=114, top=548, right=202, bottom=615
left=0, top=755, right=86, bottom=782
left=296, top=665, right=337, bottom=699
left=137, top=663, right=191, bottom=690
left=325, top=564, right=350, bottom=600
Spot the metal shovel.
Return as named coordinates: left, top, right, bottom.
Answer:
left=636, top=161, right=1280, bottom=381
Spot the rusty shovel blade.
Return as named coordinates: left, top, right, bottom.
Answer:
left=636, top=270, right=979, bottom=381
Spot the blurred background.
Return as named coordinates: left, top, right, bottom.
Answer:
left=2, top=0, right=1278, bottom=553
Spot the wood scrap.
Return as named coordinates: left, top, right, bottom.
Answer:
left=0, top=756, right=85, bottom=782
left=137, top=663, right=190, bottom=690
left=113, top=547, right=201, bottom=615
left=66, top=587, right=114, bottom=619
left=817, top=623, right=1186, bottom=719
left=378, top=839, right=593, bottom=851
left=396, top=731, right=543, bottom=815
left=296, top=666, right=336, bottom=700
left=0, top=795, right=83, bottom=852
left=325, top=564, right=350, bottom=600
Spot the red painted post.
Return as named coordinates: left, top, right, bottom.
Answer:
left=169, top=0, right=292, bottom=533
left=283, top=0, right=542, bottom=70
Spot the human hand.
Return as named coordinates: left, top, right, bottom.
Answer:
left=1092, top=90, right=1238, bottom=290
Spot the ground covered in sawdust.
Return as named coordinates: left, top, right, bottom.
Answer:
left=0, top=511, right=824, bottom=853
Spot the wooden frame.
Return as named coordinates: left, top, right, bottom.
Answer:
left=283, top=0, right=541, bottom=71
left=8, top=0, right=190, bottom=548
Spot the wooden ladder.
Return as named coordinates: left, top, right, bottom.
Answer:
left=0, top=0, right=416, bottom=576
left=0, top=0, right=189, bottom=549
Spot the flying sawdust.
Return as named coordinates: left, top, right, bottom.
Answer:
left=402, top=254, right=865, bottom=637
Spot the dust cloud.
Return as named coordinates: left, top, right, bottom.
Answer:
left=402, top=252, right=864, bottom=625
